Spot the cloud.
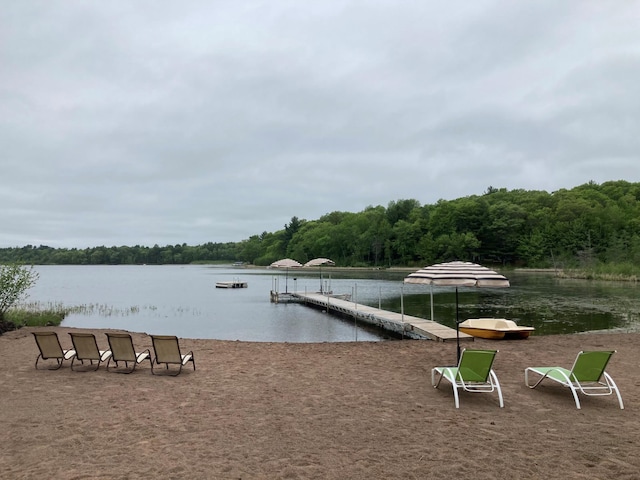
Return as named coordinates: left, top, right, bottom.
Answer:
left=2, top=0, right=639, bottom=248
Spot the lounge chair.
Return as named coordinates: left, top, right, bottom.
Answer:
left=105, top=332, right=152, bottom=374
left=431, top=349, right=504, bottom=408
left=68, top=332, right=112, bottom=371
left=525, top=350, right=624, bottom=409
left=32, top=331, right=76, bottom=370
left=150, top=335, right=195, bottom=376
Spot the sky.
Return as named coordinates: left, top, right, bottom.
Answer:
left=2, top=1, right=640, bottom=249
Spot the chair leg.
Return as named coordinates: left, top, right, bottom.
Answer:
left=567, top=384, right=581, bottom=409
left=604, top=373, right=625, bottom=409
left=452, top=383, right=460, bottom=409
left=525, top=368, right=550, bottom=389
left=490, top=370, right=504, bottom=408
left=151, top=359, right=182, bottom=376
left=431, top=368, right=444, bottom=388
left=108, top=358, right=136, bottom=374
left=35, top=355, right=64, bottom=370
left=71, top=357, right=101, bottom=372
left=163, top=364, right=182, bottom=376
left=442, top=369, right=460, bottom=408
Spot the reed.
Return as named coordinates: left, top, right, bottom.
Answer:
left=558, top=262, right=640, bottom=282
left=6, top=301, right=153, bottom=329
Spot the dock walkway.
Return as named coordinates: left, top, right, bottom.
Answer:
left=291, top=292, right=474, bottom=342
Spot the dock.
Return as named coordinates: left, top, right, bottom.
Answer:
left=279, top=291, right=474, bottom=342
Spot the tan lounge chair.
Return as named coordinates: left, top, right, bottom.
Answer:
left=150, top=335, right=196, bottom=376
left=105, top=332, right=152, bottom=374
left=68, top=332, right=112, bottom=371
left=32, top=331, right=76, bottom=370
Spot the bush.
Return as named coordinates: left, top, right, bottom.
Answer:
left=0, top=318, right=17, bottom=335
left=5, top=308, right=66, bottom=329
left=0, top=264, right=39, bottom=335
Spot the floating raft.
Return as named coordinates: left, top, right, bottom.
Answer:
left=215, top=281, right=248, bottom=289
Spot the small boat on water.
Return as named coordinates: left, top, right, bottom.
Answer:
left=458, top=318, right=534, bottom=340
left=215, top=280, right=248, bottom=289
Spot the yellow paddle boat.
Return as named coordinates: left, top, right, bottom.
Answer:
left=459, top=318, right=534, bottom=340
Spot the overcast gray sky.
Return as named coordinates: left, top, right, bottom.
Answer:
left=2, top=1, right=639, bottom=248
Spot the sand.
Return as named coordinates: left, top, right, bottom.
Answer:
left=1, top=326, right=639, bottom=479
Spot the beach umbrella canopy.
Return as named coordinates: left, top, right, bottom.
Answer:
left=303, top=257, right=335, bottom=267
left=404, top=261, right=510, bottom=288
left=270, top=258, right=303, bottom=269
left=270, top=258, right=302, bottom=293
left=404, top=261, right=510, bottom=362
left=304, top=258, right=335, bottom=293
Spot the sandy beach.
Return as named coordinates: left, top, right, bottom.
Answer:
left=1, top=326, right=639, bottom=479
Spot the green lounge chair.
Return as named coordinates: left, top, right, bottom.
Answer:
left=105, top=333, right=152, bottom=374
left=431, top=349, right=504, bottom=408
left=150, top=335, right=195, bottom=376
left=32, top=331, right=76, bottom=370
left=525, top=350, right=624, bottom=409
left=68, top=332, right=112, bottom=371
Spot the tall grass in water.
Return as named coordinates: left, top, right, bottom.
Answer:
left=6, top=301, right=152, bottom=330
left=559, top=262, right=640, bottom=281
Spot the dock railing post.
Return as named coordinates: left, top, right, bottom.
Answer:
left=354, top=284, right=358, bottom=310
left=401, top=285, right=405, bottom=339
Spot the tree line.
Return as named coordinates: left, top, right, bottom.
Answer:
left=2, top=180, right=640, bottom=270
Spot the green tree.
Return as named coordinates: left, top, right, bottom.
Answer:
left=392, top=220, right=420, bottom=265
left=386, top=199, right=421, bottom=225
left=0, top=264, right=39, bottom=332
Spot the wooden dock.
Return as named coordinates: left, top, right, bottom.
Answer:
left=290, top=292, right=474, bottom=342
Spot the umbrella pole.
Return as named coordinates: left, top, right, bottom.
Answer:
left=456, top=287, right=460, bottom=364
left=430, top=285, right=434, bottom=321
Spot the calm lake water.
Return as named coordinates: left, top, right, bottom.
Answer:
left=23, top=265, right=640, bottom=342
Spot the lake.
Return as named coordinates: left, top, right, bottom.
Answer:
left=23, top=265, right=640, bottom=342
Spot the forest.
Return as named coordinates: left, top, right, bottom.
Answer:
left=2, top=180, right=640, bottom=271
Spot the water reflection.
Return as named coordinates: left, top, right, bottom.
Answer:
left=380, top=272, right=640, bottom=335
left=25, top=266, right=640, bottom=341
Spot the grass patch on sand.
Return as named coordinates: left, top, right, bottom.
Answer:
left=1, top=306, right=67, bottom=335
left=5, top=308, right=67, bottom=328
